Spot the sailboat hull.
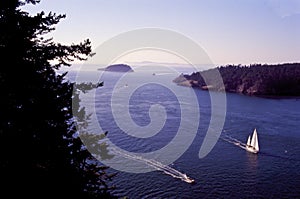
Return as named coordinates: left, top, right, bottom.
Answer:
left=246, top=146, right=259, bottom=154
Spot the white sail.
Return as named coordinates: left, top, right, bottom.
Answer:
left=247, top=135, right=251, bottom=146
left=253, top=129, right=259, bottom=151
left=250, top=129, right=256, bottom=147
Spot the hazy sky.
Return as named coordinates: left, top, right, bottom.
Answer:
left=24, top=0, right=300, bottom=66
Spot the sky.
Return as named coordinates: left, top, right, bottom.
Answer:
left=24, top=0, right=300, bottom=67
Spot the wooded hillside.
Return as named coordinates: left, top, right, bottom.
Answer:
left=173, top=63, right=300, bottom=97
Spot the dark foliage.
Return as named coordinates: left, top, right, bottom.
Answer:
left=0, top=0, right=116, bottom=198
left=179, top=63, right=300, bottom=97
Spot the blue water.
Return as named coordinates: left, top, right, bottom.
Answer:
left=71, top=68, right=300, bottom=198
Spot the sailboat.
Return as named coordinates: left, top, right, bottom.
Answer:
left=246, top=128, right=259, bottom=154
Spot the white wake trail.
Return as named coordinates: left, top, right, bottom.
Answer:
left=111, top=148, right=195, bottom=183
left=221, top=134, right=247, bottom=150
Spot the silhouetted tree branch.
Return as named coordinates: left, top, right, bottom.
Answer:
left=0, top=0, right=116, bottom=198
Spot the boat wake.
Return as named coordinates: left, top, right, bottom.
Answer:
left=221, top=134, right=247, bottom=150
left=111, top=148, right=195, bottom=184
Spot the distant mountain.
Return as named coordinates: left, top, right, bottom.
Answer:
left=100, top=64, right=134, bottom=72
left=173, top=63, right=300, bottom=97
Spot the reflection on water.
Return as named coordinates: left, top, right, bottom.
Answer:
left=246, top=152, right=258, bottom=170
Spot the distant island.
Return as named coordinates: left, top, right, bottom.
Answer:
left=99, top=64, right=134, bottom=72
left=173, top=63, right=300, bottom=97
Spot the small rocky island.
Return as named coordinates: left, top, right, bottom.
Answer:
left=173, top=63, right=300, bottom=97
left=100, top=64, right=134, bottom=72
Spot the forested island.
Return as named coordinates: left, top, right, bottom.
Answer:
left=100, top=64, right=134, bottom=72
left=173, top=63, right=300, bottom=97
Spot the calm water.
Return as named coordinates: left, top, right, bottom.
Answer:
left=72, top=67, right=300, bottom=198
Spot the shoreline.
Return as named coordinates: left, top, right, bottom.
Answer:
left=175, top=82, right=300, bottom=100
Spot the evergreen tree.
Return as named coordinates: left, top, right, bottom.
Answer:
left=0, top=0, right=115, bottom=198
